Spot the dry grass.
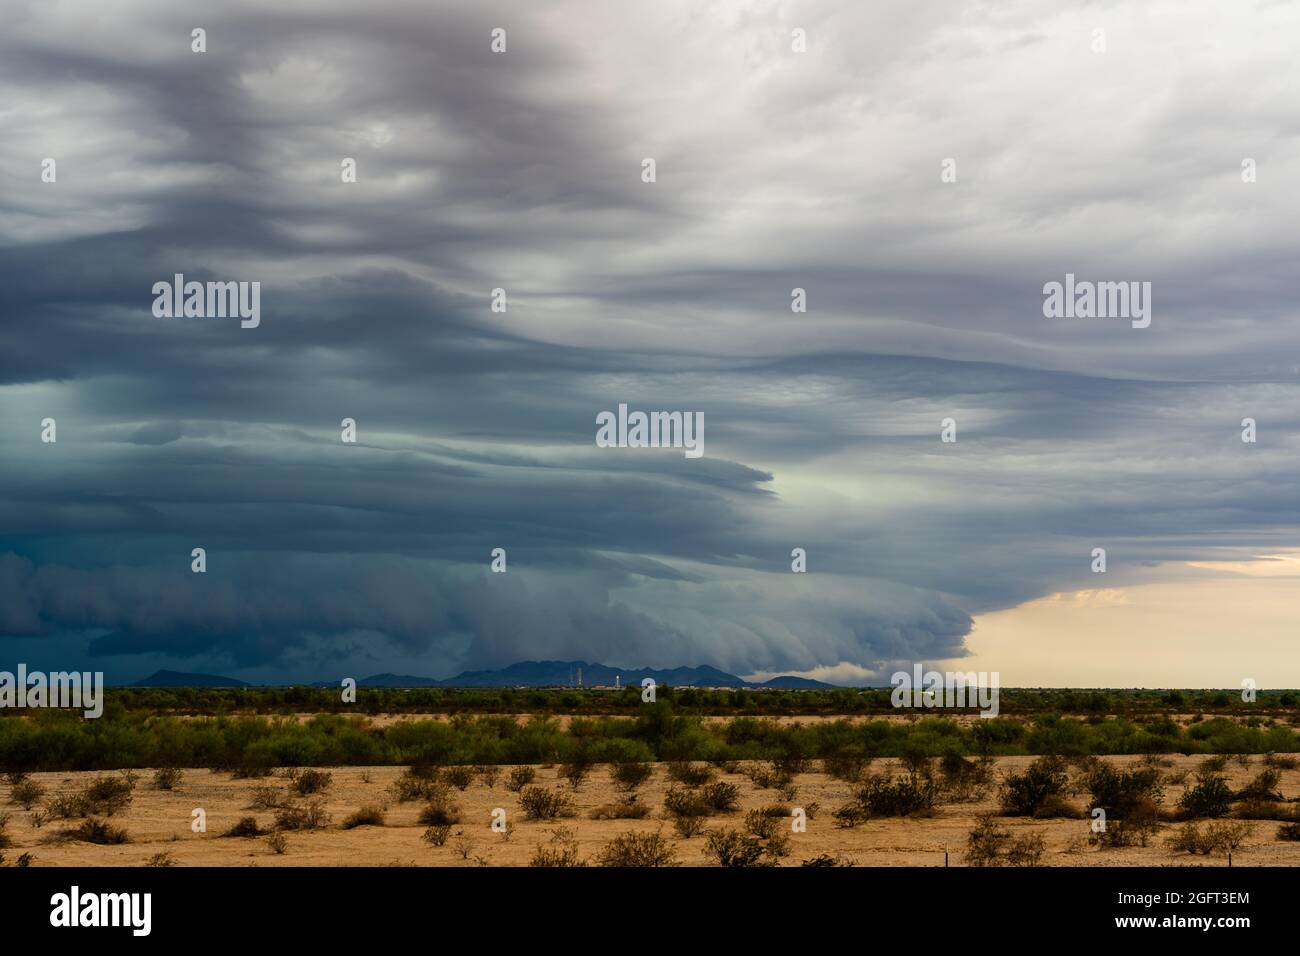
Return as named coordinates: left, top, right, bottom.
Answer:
left=2, top=755, right=1299, bottom=866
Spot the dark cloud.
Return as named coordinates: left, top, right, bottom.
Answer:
left=1, top=1, right=1298, bottom=681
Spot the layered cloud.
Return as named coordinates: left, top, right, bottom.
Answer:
left=1, top=0, right=1297, bottom=682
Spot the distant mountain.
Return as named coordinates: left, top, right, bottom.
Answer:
left=757, top=675, right=837, bottom=689
left=134, top=669, right=250, bottom=687
left=135, top=661, right=839, bottom=689
left=395, top=660, right=837, bottom=689
left=357, top=673, right=443, bottom=687
left=435, top=660, right=748, bottom=688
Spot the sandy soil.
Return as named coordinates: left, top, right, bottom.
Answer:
left=5, top=754, right=1299, bottom=867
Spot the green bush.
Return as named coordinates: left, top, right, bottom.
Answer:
left=855, top=774, right=938, bottom=817
left=698, top=781, right=740, bottom=812
left=703, top=828, right=771, bottom=867
left=505, top=767, right=536, bottom=792
left=444, top=766, right=475, bottom=791
left=274, top=800, right=331, bottom=830
left=68, top=818, right=129, bottom=844
left=596, top=830, right=679, bottom=867
left=519, top=786, right=576, bottom=821
left=610, top=761, right=653, bottom=791
left=223, top=816, right=266, bottom=837
left=1178, top=776, right=1233, bottom=819
left=290, top=769, right=333, bottom=795
left=416, top=785, right=461, bottom=826
left=590, top=798, right=650, bottom=820
left=999, top=757, right=1068, bottom=817
left=340, top=805, right=386, bottom=829
left=1085, top=764, right=1163, bottom=819
left=153, top=767, right=184, bottom=791
left=9, top=779, right=45, bottom=809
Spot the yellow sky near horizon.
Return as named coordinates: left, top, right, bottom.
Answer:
left=953, top=555, right=1300, bottom=688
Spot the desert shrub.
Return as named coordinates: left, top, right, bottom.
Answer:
left=666, top=762, right=714, bottom=787
left=47, top=794, right=87, bottom=819
left=1004, top=831, right=1046, bottom=866
left=1263, top=753, right=1299, bottom=770
left=422, top=824, right=452, bottom=846
left=1197, top=755, right=1228, bottom=774
left=559, top=760, right=591, bottom=789
left=0, top=815, right=10, bottom=850
left=1233, top=799, right=1295, bottom=821
left=247, top=786, right=287, bottom=810
left=1235, top=768, right=1283, bottom=802
left=698, top=781, right=740, bottom=813
left=965, top=814, right=1010, bottom=866
left=274, top=800, right=331, bottom=831
left=153, top=767, right=184, bottom=791
left=146, top=851, right=176, bottom=867
left=704, top=828, right=771, bottom=867
left=505, top=767, right=536, bottom=792
left=231, top=762, right=274, bottom=779
left=530, top=829, right=586, bottom=867
left=673, top=815, right=706, bottom=838
left=773, top=752, right=811, bottom=776
left=1276, top=822, right=1300, bottom=841
left=966, top=815, right=1044, bottom=866
left=855, top=774, right=938, bottom=817
left=10, top=779, right=45, bottom=809
left=1030, top=794, right=1085, bottom=819
left=747, top=764, right=794, bottom=790
left=823, top=753, right=871, bottom=782
left=519, top=786, right=576, bottom=821
left=832, top=803, right=867, bottom=828
left=390, top=768, right=440, bottom=802
left=590, top=797, right=650, bottom=820
left=1086, top=765, right=1164, bottom=820
left=266, top=832, right=288, bottom=854
left=445, top=766, right=475, bottom=791
left=3, top=772, right=28, bottom=786
left=417, top=785, right=461, bottom=826
left=1167, top=820, right=1254, bottom=855
left=662, top=787, right=707, bottom=818
left=744, top=808, right=781, bottom=840
left=81, top=774, right=135, bottom=816
left=70, top=818, right=130, bottom=845
left=1000, top=756, right=1068, bottom=817
left=1205, top=819, right=1254, bottom=852
left=610, top=761, right=654, bottom=791
left=341, top=805, right=386, bottom=829
left=801, top=852, right=854, bottom=867
left=1178, top=776, right=1233, bottom=819
left=223, top=816, right=266, bottom=837
left=292, top=769, right=332, bottom=795
left=14, top=852, right=33, bottom=867
left=596, top=830, right=679, bottom=867
left=476, top=765, right=500, bottom=788
left=939, top=753, right=992, bottom=801
left=1088, top=816, right=1159, bottom=849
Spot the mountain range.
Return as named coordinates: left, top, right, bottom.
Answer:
left=132, top=660, right=836, bottom=689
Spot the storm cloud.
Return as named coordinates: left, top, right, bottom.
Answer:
left=1, top=0, right=1297, bottom=683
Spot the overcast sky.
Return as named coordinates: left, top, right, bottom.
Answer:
left=2, top=0, right=1298, bottom=686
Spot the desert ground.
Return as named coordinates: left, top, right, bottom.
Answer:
left=5, top=754, right=1300, bottom=867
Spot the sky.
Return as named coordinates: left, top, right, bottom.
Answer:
left=1, top=0, right=1298, bottom=687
